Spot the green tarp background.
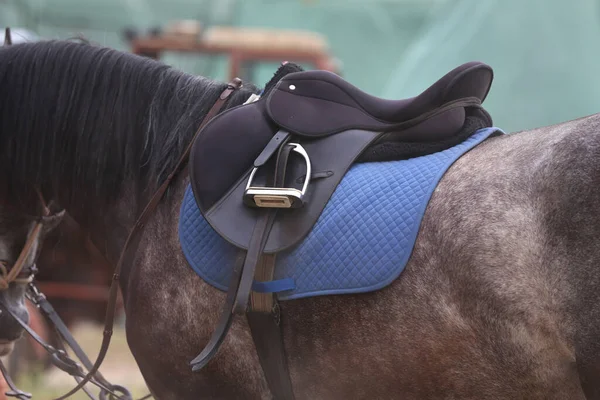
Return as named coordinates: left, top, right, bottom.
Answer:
left=2, top=0, right=600, bottom=132
left=382, top=0, right=600, bottom=132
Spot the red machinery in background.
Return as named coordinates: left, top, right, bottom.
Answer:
left=127, top=23, right=340, bottom=81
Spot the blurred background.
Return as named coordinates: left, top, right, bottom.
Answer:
left=2, top=0, right=600, bottom=398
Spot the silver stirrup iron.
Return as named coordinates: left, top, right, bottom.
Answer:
left=244, top=143, right=311, bottom=209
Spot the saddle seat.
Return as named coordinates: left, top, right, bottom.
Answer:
left=300, top=61, right=492, bottom=123
left=267, top=61, right=493, bottom=140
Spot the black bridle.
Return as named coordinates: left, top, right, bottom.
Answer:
left=0, top=283, right=144, bottom=400
left=0, top=191, right=146, bottom=400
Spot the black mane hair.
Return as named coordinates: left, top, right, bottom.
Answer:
left=0, top=40, right=258, bottom=218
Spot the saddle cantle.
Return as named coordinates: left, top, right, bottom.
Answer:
left=186, top=61, right=494, bottom=397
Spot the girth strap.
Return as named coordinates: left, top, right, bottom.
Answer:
left=247, top=254, right=295, bottom=400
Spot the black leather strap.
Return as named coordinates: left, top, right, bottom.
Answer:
left=189, top=249, right=245, bottom=371
left=254, top=130, right=291, bottom=168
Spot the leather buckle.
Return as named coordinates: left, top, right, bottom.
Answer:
left=244, top=143, right=311, bottom=209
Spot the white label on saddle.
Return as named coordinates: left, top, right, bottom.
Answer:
left=243, top=93, right=261, bottom=104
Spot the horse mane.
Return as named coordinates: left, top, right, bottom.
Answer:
left=0, top=40, right=258, bottom=216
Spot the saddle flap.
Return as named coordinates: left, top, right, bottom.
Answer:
left=200, top=129, right=380, bottom=253
left=189, top=101, right=278, bottom=212
left=266, top=61, right=493, bottom=137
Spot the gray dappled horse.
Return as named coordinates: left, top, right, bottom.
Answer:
left=1, top=40, right=599, bottom=400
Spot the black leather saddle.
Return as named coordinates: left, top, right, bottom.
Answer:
left=187, top=61, right=494, bottom=390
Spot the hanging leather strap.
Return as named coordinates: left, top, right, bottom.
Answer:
left=247, top=255, right=295, bottom=400
left=189, top=208, right=278, bottom=371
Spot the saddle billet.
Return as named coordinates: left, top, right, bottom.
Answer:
left=187, top=62, right=494, bottom=399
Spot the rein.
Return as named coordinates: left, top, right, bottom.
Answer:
left=0, top=78, right=243, bottom=399
left=0, top=284, right=142, bottom=400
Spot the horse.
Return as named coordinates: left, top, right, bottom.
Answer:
left=1, top=39, right=600, bottom=400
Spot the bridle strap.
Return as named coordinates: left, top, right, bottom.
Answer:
left=0, top=189, right=52, bottom=290
left=52, top=78, right=243, bottom=400
left=0, top=293, right=124, bottom=400
left=30, top=285, right=118, bottom=395
left=2, top=223, right=42, bottom=284
left=0, top=359, right=31, bottom=399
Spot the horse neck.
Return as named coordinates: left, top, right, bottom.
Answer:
left=51, top=103, right=199, bottom=263
left=54, top=83, right=253, bottom=266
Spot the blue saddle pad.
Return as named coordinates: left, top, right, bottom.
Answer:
left=179, top=127, right=502, bottom=300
